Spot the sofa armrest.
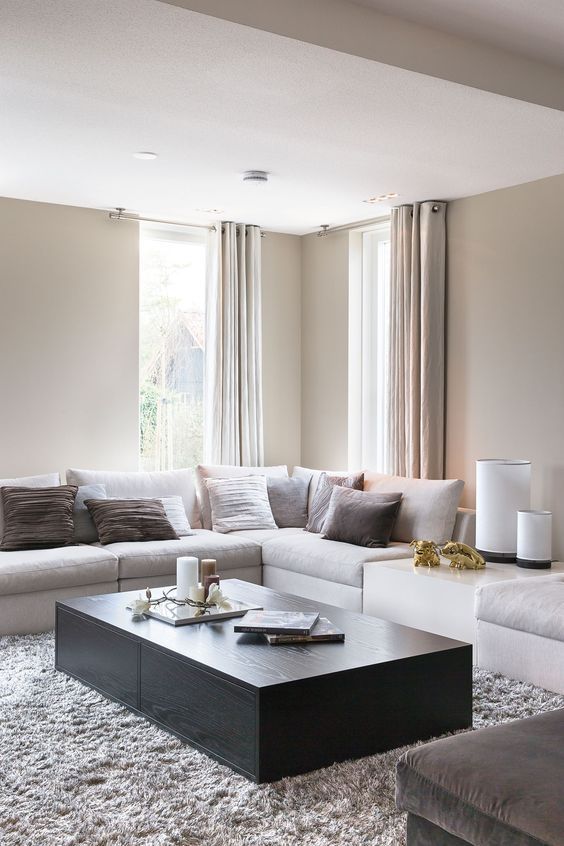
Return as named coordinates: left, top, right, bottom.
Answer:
left=452, top=508, right=476, bottom=546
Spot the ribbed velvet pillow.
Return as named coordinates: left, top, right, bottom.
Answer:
left=85, top=498, right=179, bottom=545
left=305, top=471, right=364, bottom=534
left=0, top=485, right=77, bottom=551
left=322, top=487, right=402, bottom=548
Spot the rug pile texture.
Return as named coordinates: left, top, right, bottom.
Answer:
left=1, top=632, right=562, bottom=846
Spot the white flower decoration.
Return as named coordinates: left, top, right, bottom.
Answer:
left=207, top=583, right=231, bottom=611
left=128, top=596, right=151, bottom=618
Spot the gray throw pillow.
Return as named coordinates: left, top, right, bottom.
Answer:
left=305, top=471, right=364, bottom=534
left=85, top=498, right=179, bottom=545
left=322, top=487, right=402, bottom=548
left=73, top=484, right=107, bottom=543
left=1, top=485, right=78, bottom=551
left=267, top=476, right=310, bottom=528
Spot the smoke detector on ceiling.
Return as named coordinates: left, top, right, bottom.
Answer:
left=242, top=170, right=269, bottom=184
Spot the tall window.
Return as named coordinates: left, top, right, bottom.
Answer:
left=349, top=222, right=391, bottom=471
left=139, top=225, right=206, bottom=470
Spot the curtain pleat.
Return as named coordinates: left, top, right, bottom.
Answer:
left=388, top=202, right=446, bottom=479
left=204, top=222, right=264, bottom=465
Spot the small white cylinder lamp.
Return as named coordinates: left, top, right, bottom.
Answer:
left=176, top=556, right=199, bottom=600
left=517, top=510, right=552, bottom=569
left=476, top=459, right=531, bottom=562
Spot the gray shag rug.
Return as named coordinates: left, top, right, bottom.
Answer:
left=1, top=633, right=562, bottom=846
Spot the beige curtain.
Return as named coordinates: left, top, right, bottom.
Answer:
left=204, top=222, right=264, bottom=465
left=388, top=202, right=446, bottom=479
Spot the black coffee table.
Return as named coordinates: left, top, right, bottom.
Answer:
left=55, top=579, right=472, bottom=782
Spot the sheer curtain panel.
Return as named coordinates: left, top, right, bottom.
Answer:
left=204, top=222, right=264, bottom=465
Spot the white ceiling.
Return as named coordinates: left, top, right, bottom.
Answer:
left=2, top=0, right=564, bottom=234
left=353, top=0, right=564, bottom=69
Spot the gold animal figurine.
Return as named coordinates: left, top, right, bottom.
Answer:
left=410, top=539, right=441, bottom=568
left=440, top=541, right=486, bottom=570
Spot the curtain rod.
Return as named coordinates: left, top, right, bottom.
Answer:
left=312, top=214, right=391, bottom=237
left=108, top=208, right=217, bottom=231
left=108, top=208, right=266, bottom=237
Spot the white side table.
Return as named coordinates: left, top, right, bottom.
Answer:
left=362, top=558, right=564, bottom=658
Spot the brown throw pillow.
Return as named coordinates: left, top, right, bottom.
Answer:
left=305, top=471, right=364, bottom=533
left=85, top=498, right=179, bottom=545
left=0, top=485, right=78, bottom=551
left=322, top=487, right=402, bottom=548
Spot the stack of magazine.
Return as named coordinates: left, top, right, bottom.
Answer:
left=234, top=610, right=345, bottom=645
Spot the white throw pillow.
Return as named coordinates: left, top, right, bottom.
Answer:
left=204, top=476, right=277, bottom=534
left=0, top=472, right=60, bottom=538
left=66, top=468, right=200, bottom=528
left=196, top=464, right=288, bottom=529
left=363, top=472, right=464, bottom=545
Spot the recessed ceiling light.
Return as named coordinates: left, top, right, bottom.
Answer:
left=363, top=192, right=399, bottom=203
left=242, top=170, right=269, bottom=184
left=196, top=207, right=224, bottom=214
left=133, top=151, right=158, bottom=160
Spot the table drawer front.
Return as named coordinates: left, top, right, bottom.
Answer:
left=56, top=608, right=139, bottom=707
left=140, top=644, right=256, bottom=775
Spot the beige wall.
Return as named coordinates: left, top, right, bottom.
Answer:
left=446, top=173, right=564, bottom=557
left=301, top=230, right=349, bottom=469
left=0, top=198, right=302, bottom=479
left=261, top=232, right=302, bottom=468
left=0, top=197, right=140, bottom=479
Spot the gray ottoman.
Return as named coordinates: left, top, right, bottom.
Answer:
left=475, top=574, right=564, bottom=694
left=396, top=708, right=564, bottom=846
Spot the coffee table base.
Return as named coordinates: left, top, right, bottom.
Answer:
left=56, top=604, right=471, bottom=782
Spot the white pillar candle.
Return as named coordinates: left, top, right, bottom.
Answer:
left=476, top=459, right=531, bottom=561
left=176, top=556, right=199, bottom=600
left=517, top=510, right=552, bottom=569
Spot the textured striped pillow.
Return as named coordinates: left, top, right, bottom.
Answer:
left=85, top=499, right=179, bottom=545
left=205, top=476, right=277, bottom=534
left=0, top=485, right=77, bottom=551
left=305, top=472, right=365, bottom=534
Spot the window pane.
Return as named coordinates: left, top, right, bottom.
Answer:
left=360, top=227, right=391, bottom=472
left=139, top=227, right=206, bottom=470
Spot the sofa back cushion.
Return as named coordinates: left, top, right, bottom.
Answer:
left=66, top=468, right=200, bottom=528
left=1, top=485, right=77, bottom=551
left=196, top=464, right=288, bottom=529
left=0, top=472, right=60, bottom=538
left=363, top=472, right=464, bottom=544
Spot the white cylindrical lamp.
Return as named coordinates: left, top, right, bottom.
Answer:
left=476, top=459, right=531, bottom=562
left=517, top=510, right=552, bottom=569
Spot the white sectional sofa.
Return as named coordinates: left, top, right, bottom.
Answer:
left=0, top=464, right=474, bottom=635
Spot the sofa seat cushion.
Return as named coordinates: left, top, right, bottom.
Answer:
left=103, top=530, right=262, bottom=580
left=0, top=545, right=118, bottom=596
left=230, top=527, right=304, bottom=543
left=260, top=532, right=412, bottom=587
left=475, top=574, right=564, bottom=642
left=396, top=708, right=564, bottom=846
